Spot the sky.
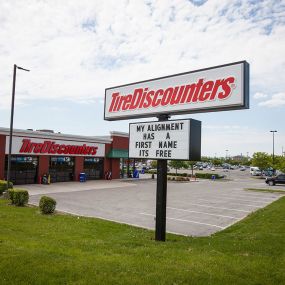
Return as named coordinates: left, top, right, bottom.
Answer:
left=0, top=0, right=284, bottom=158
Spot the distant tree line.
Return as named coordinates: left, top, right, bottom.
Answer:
left=149, top=152, right=285, bottom=174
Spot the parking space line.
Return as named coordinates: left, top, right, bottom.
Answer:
left=223, top=197, right=275, bottom=203
left=185, top=202, right=251, bottom=213
left=196, top=198, right=263, bottom=208
left=167, top=207, right=239, bottom=219
left=140, top=213, right=225, bottom=229
left=188, top=193, right=274, bottom=203
left=215, top=192, right=279, bottom=201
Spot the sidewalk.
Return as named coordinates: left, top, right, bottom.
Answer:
left=17, top=180, right=135, bottom=196
left=17, top=173, right=153, bottom=196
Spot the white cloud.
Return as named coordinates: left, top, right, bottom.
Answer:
left=258, top=92, right=285, bottom=107
left=0, top=0, right=284, bottom=110
left=202, top=124, right=285, bottom=157
left=204, top=125, right=249, bottom=131
left=253, top=92, right=268, bottom=99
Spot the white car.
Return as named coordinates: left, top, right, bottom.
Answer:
left=250, top=167, right=261, bottom=176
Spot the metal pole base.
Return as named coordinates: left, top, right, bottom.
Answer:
left=155, top=159, right=168, bottom=241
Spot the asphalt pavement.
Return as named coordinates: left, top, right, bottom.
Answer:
left=21, top=170, right=284, bottom=237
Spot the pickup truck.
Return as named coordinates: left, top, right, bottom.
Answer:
left=265, top=174, right=285, bottom=186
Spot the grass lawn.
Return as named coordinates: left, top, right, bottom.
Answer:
left=245, top=188, right=285, bottom=194
left=0, top=197, right=285, bottom=285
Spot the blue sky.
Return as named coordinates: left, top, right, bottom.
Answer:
left=0, top=0, right=284, bottom=157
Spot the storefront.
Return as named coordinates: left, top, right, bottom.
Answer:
left=49, top=156, right=75, bottom=183
left=83, top=157, right=104, bottom=180
left=4, top=155, right=38, bottom=185
left=0, top=128, right=129, bottom=184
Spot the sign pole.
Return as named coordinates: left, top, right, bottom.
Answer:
left=155, top=114, right=170, bottom=241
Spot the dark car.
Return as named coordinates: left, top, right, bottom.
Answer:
left=265, top=174, right=285, bottom=186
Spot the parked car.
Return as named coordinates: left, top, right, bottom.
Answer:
left=265, top=174, right=285, bottom=186
left=262, top=170, right=274, bottom=177
left=250, top=167, right=261, bottom=176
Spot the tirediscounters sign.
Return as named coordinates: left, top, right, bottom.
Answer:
left=104, top=61, right=249, bottom=121
left=129, top=119, right=201, bottom=161
left=5, top=136, right=105, bottom=157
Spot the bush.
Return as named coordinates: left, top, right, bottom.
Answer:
left=167, top=176, right=190, bottom=182
left=39, top=196, right=56, bottom=214
left=8, top=189, right=15, bottom=201
left=175, top=176, right=190, bottom=182
left=8, top=189, right=29, bottom=206
left=145, top=170, right=157, bottom=174
left=195, top=173, right=223, bottom=179
left=147, top=171, right=224, bottom=180
left=175, top=176, right=186, bottom=181
left=0, top=180, right=13, bottom=195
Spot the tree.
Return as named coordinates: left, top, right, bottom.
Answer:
left=275, top=155, right=285, bottom=173
left=251, top=152, right=272, bottom=171
left=168, top=160, right=188, bottom=175
left=150, top=160, right=157, bottom=169
left=187, top=161, right=196, bottom=177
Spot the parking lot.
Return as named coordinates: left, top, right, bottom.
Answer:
left=25, top=170, right=284, bottom=236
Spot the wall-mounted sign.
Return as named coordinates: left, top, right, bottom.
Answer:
left=105, top=61, right=249, bottom=121
left=129, top=119, right=201, bottom=160
left=5, top=136, right=105, bottom=157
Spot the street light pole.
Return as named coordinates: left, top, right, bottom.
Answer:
left=5, top=64, right=30, bottom=192
left=270, top=130, right=277, bottom=168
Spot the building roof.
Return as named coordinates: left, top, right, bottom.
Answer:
left=110, top=131, right=129, bottom=138
left=0, top=127, right=113, bottom=144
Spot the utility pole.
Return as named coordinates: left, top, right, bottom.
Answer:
left=5, top=64, right=30, bottom=193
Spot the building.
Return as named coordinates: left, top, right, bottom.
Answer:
left=0, top=127, right=129, bottom=185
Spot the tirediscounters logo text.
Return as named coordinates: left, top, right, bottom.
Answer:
left=104, top=61, right=249, bottom=120
left=5, top=137, right=105, bottom=157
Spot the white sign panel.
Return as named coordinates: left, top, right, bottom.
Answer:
left=5, top=136, right=105, bottom=157
left=105, top=61, right=249, bottom=120
left=129, top=120, right=191, bottom=160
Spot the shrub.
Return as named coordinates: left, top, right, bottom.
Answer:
left=175, top=176, right=190, bottom=182
left=195, top=173, right=223, bottom=179
left=175, top=176, right=185, bottom=181
left=0, top=180, right=13, bottom=195
left=9, top=189, right=29, bottom=206
left=147, top=171, right=224, bottom=180
left=39, top=196, right=56, bottom=214
left=8, top=189, right=15, bottom=201
left=145, top=170, right=157, bottom=175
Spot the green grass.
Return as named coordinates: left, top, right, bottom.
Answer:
left=245, top=188, right=285, bottom=194
left=0, top=198, right=285, bottom=285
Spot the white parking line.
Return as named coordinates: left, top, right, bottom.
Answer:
left=223, top=197, right=273, bottom=203
left=188, top=193, right=273, bottom=203
left=167, top=207, right=239, bottom=219
left=196, top=198, right=263, bottom=208
left=140, top=213, right=225, bottom=229
left=185, top=202, right=251, bottom=213
left=215, top=192, right=278, bottom=201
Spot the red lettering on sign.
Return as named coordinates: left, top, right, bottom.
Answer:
left=17, top=140, right=101, bottom=156
left=107, top=76, right=236, bottom=113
